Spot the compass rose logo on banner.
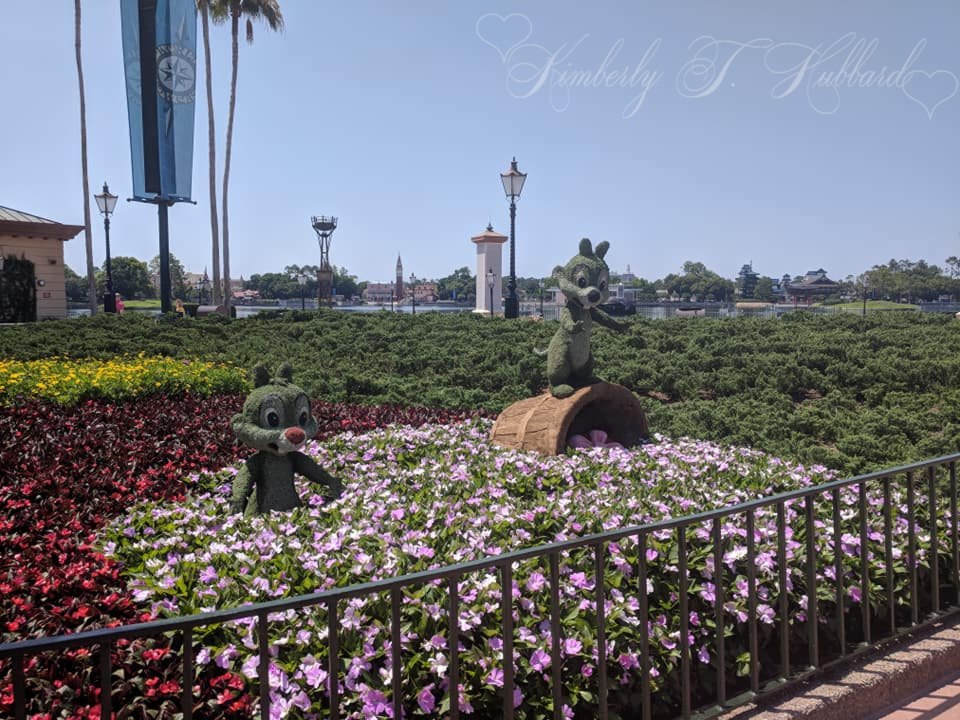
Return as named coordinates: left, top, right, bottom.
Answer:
left=155, top=43, right=196, bottom=104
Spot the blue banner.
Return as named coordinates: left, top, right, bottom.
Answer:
left=121, top=0, right=197, bottom=202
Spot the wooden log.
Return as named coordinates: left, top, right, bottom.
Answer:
left=490, top=382, right=648, bottom=455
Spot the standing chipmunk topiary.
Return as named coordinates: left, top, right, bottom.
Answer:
left=547, top=238, right=626, bottom=398
left=229, top=363, right=342, bottom=515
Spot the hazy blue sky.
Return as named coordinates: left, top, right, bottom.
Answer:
left=1, top=1, right=957, bottom=285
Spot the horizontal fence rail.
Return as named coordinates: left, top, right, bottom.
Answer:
left=2, top=452, right=959, bottom=718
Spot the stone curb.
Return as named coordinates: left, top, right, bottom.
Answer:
left=716, top=614, right=960, bottom=720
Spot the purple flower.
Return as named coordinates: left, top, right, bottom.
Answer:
left=569, top=572, right=593, bottom=590
left=563, top=637, right=583, bottom=656
left=486, top=668, right=504, bottom=687
left=526, top=571, right=546, bottom=592
left=198, top=565, right=217, bottom=584
left=418, top=685, right=436, bottom=713
left=530, top=648, right=551, bottom=672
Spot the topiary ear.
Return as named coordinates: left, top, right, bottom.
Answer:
left=276, top=362, right=294, bottom=382
left=595, top=241, right=609, bottom=260
left=252, top=364, right=270, bottom=388
left=579, top=238, right=593, bottom=257
left=551, top=265, right=564, bottom=281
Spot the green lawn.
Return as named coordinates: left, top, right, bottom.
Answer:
left=828, top=299, right=919, bottom=311
left=119, top=299, right=162, bottom=309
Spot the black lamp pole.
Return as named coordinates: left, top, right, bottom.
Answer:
left=500, top=157, right=527, bottom=319
left=539, top=278, right=544, bottom=318
left=410, top=273, right=416, bottom=315
left=488, top=269, right=495, bottom=317
left=94, top=182, right=118, bottom=313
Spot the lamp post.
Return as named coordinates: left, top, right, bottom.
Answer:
left=539, top=278, right=545, bottom=318
left=93, top=182, right=119, bottom=313
left=862, top=276, right=869, bottom=317
left=500, top=157, right=527, bottom=319
left=196, top=270, right=209, bottom=305
left=410, top=273, right=417, bottom=315
left=297, top=273, right=307, bottom=310
left=487, top=268, right=495, bottom=317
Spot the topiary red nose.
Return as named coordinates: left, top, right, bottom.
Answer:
left=284, top=427, right=306, bottom=445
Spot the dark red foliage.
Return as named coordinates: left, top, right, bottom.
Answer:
left=0, top=394, right=490, bottom=718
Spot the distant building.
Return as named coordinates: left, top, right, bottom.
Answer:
left=736, top=262, right=759, bottom=299
left=619, top=264, right=637, bottom=283
left=471, top=224, right=506, bottom=315
left=785, top=268, right=840, bottom=304
left=412, top=282, right=438, bottom=303
left=395, top=255, right=404, bottom=301
left=363, top=282, right=395, bottom=303
left=233, top=288, right=261, bottom=303
left=0, top=205, right=83, bottom=320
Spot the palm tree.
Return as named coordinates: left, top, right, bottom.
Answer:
left=221, top=0, right=284, bottom=309
left=74, top=0, right=97, bottom=313
left=197, top=0, right=227, bottom=304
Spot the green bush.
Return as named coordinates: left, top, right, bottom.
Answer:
left=1, top=310, right=958, bottom=474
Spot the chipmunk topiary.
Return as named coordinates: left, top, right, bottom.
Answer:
left=229, top=363, right=342, bottom=515
left=546, top=238, right=626, bottom=398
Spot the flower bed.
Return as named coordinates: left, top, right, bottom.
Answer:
left=99, top=420, right=935, bottom=719
left=0, top=396, right=487, bottom=719
left=0, top=355, right=249, bottom=405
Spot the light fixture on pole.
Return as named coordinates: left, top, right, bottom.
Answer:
left=93, top=182, right=119, bottom=313
left=487, top=268, right=495, bottom=317
left=297, top=272, right=307, bottom=311
left=500, top=157, right=527, bottom=319
left=196, top=269, right=209, bottom=305
left=539, top=278, right=544, bottom=318
left=410, top=273, right=417, bottom=315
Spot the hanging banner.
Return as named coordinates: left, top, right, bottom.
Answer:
left=121, top=0, right=197, bottom=202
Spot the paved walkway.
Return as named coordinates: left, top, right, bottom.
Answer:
left=872, top=671, right=960, bottom=720
left=719, top=616, right=960, bottom=720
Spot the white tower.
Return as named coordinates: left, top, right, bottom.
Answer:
left=472, top=224, right=507, bottom=315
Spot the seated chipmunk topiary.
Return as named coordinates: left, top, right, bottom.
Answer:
left=229, top=363, right=342, bottom=515
left=547, top=238, right=626, bottom=398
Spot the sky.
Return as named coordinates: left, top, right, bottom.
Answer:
left=1, top=1, right=958, bottom=285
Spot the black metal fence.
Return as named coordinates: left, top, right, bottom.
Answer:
left=2, top=453, right=959, bottom=719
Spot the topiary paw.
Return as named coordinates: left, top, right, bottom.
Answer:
left=551, top=384, right=575, bottom=398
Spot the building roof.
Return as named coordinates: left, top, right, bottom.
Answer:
left=0, top=205, right=83, bottom=240
left=471, top=223, right=508, bottom=244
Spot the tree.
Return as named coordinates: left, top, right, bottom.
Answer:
left=99, top=257, right=153, bottom=299
left=754, top=276, right=775, bottom=302
left=333, top=266, right=358, bottom=299
left=437, top=267, right=474, bottom=302
left=663, top=261, right=734, bottom=302
left=150, top=254, right=190, bottom=300
left=221, top=0, right=284, bottom=310
left=64, top=265, right=88, bottom=302
left=946, top=256, right=960, bottom=280
left=197, top=1, right=227, bottom=304
left=74, top=0, right=97, bottom=314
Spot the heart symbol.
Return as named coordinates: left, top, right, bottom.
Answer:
left=476, top=13, right=533, bottom=63
left=903, top=69, right=958, bottom=119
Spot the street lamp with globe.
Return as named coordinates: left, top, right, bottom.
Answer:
left=499, top=157, right=527, bottom=319
left=93, top=182, right=119, bottom=313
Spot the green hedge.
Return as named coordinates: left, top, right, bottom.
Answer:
left=1, top=310, right=958, bottom=474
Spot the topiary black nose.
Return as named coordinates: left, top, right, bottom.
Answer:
left=588, top=289, right=601, bottom=303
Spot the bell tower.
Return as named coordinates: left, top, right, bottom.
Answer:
left=395, top=254, right=404, bottom=300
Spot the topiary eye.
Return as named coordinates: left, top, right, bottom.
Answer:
left=599, top=280, right=607, bottom=291
left=577, top=276, right=588, bottom=288
left=298, top=410, right=309, bottom=426
left=266, top=410, right=280, bottom=428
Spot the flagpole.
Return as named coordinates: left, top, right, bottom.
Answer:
left=158, top=200, right=172, bottom=313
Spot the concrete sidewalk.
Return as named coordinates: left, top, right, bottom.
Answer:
left=717, top=616, right=960, bottom=720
